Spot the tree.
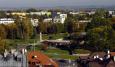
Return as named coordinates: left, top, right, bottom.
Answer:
left=4, top=23, right=17, bottom=39
left=0, top=25, right=9, bottom=53
left=64, top=17, right=81, bottom=33
left=64, top=18, right=74, bottom=33
left=86, top=17, right=111, bottom=31
left=86, top=17, right=115, bottom=51
left=0, top=11, right=7, bottom=18
left=15, top=17, right=33, bottom=39
left=0, top=25, right=6, bottom=39
left=93, top=9, right=107, bottom=18
left=26, top=8, right=38, bottom=13
left=87, top=26, right=115, bottom=50
left=55, top=23, right=64, bottom=33
left=38, top=22, right=49, bottom=34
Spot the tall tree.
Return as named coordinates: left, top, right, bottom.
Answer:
left=86, top=17, right=115, bottom=51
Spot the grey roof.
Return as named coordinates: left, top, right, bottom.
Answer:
left=0, top=53, right=28, bottom=67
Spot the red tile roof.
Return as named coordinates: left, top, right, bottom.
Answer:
left=110, top=52, right=115, bottom=56
left=27, top=51, right=58, bottom=67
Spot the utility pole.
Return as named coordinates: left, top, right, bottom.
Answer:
left=40, top=32, right=42, bottom=42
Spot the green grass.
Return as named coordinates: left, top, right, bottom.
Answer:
left=74, top=49, right=91, bottom=54
left=43, top=49, right=68, bottom=54
left=46, top=53, right=78, bottom=60
left=42, top=48, right=77, bottom=60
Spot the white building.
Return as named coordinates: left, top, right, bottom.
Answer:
left=70, top=12, right=80, bottom=15
left=30, top=18, right=39, bottom=26
left=53, top=17, right=61, bottom=23
left=109, top=11, right=115, bottom=15
left=87, top=11, right=95, bottom=15
left=43, top=18, right=52, bottom=22
left=59, top=14, right=67, bottom=23
left=30, top=11, right=51, bottom=16
left=53, top=14, right=67, bottom=23
left=43, top=13, right=67, bottom=24
left=0, top=18, right=15, bottom=25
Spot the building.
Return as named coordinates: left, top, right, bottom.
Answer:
left=59, top=14, right=67, bottom=24
left=30, top=11, right=51, bottom=16
left=0, top=49, right=27, bottom=67
left=30, top=18, right=39, bottom=26
left=43, top=18, right=52, bottom=22
left=43, top=13, right=67, bottom=24
left=108, top=11, right=115, bottom=15
left=0, top=18, right=15, bottom=25
left=27, top=51, right=58, bottom=67
left=70, top=11, right=79, bottom=15
left=77, top=51, right=115, bottom=67
left=87, top=11, right=95, bottom=15
left=11, top=12, right=27, bottom=16
left=110, top=52, right=115, bottom=62
left=53, top=13, right=67, bottom=23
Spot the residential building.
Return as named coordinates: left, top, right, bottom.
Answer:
left=30, top=18, right=39, bottom=26
left=27, top=51, right=58, bottom=67
left=110, top=52, right=115, bottom=62
left=43, top=18, right=52, bottom=22
left=43, top=13, right=67, bottom=23
left=0, top=18, right=15, bottom=25
left=87, top=11, right=95, bottom=15
left=70, top=12, right=80, bottom=15
left=59, top=14, right=67, bottom=23
left=108, top=11, right=115, bottom=15
left=53, top=13, right=67, bottom=23
left=11, top=12, right=27, bottom=16
left=30, top=11, right=51, bottom=16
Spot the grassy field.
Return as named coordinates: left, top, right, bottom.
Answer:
left=42, top=48, right=78, bottom=60
left=74, top=49, right=91, bottom=54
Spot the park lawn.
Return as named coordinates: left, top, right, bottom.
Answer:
left=74, top=49, right=91, bottom=54
left=42, top=48, right=77, bottom=60
left=45, top=53, right=78, bottom=60
left=43, top=49, right=68, bottom=54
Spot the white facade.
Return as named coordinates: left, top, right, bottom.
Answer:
left=0, top=18, right=15, bottom=25
left=53, top=17, right=61, bottom=23
left=109, top=11, right=114, bottom=15
left=43, top=18, right=52, bottom=22
left=30, top=11, right=51, bottom=16
left=70, top=12, right=80, bottom=15
left=87, top=11, right=95, bottom=15
left=53, top=14, right=67, bottom=23
left=30, top=18, right=39, bottom=26
left=11, top=12, right=27, bottom=16
left=43, top=13, right=67, bottom=23
left=59, top=14, right=67, bottom=24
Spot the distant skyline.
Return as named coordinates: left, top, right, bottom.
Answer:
left=0, top=0, right=115, bottom=8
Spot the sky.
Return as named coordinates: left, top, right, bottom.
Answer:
left=0, top=0, right=115, bottom=8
